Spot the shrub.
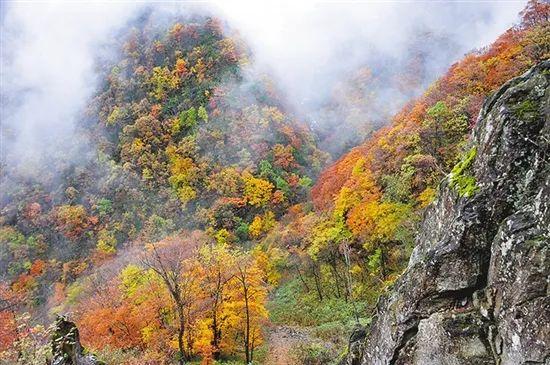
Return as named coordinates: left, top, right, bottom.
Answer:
left=291, top=343, right=332, bottom=365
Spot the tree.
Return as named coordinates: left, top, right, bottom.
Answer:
left=272, top=144, right=296, bottom=170
left=96, top=228, right=117, bottom=254
left=242, top=172, right=274, bottom=207
left=248, top=211, right=275, bottom=239
left=167, top=146, right=201, bottom=205
left=339, top=242, right=360, bottom=323
left=55, top=205, right=91, bottom=240
left=175, top=58, right=188, bottom=77
left=0, top=283, right=24, bottom=353
left=519, top=0, right=550, bottom=28
left=141, top=236, right=200, bottom=364
left=196, top=242, right=235, bottom=360
left=0, top=312, right=52, bottom=365
left=231, top=250, right=268, bottom=364
left=149, top=66, right=179, bottom=100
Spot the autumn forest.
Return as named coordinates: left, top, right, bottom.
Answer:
left=0, top=1, right=549, bottom=364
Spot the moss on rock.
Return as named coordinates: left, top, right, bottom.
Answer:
left=449, top=146, right=478, bottom=197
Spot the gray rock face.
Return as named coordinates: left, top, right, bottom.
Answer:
left=51, top=316, right=103, bottom=365
left=344, top=61, right=549, bottom=365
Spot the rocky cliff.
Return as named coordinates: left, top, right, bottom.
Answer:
left=344, top=61, right=549, bottom=365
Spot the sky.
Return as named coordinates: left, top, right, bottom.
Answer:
left=0, top=0, right=527, bottom=174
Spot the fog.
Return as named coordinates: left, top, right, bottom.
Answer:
left=0, top=0, right=526, bottom=173
left=214, top=1, right=525, bottom=109
left=0, top=2, right=140, bottom=174
left=212, top=1, right=526, bottom=153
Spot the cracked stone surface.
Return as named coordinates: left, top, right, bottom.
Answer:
left=342, top=61, right=549, bottom=365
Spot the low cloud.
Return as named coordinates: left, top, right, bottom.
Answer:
left=0, top=0, right=526, bottom=173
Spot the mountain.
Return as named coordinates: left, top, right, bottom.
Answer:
left=0, top=1, right=548, bottom=364
left=342, top=59, right=549, bottom=365
left=0, top=14, right=323, bottom=304
left=305, top=2, right=549, bottom=298
left=0, top=15, right=326, bottom=364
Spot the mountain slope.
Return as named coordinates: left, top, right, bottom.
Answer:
left=298, top=2, right=549, bottom=299
left=343, top=60, right=549, bottom=365
left=0, top=15, right=326, bottom=363
left=1, top=2, right=548, bottom=364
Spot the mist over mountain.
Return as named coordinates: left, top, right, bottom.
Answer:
left=0, top=1, right=547, bottom=364
left=1, top=1, right=525, bottom=171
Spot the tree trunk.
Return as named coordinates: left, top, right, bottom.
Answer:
left=186, top=317, right=193, bottom=360
left=211, top=312, right=221, bottom=360
left=244, top=288, right=251, bottom=364
left=329, top=256, right=342, bottom=299
left=380, top=248, right=387, bottom=280
left=250, top=333, right=256, bottom=363
left=177, top=306, right=185, bottom=365
left=211, top=273, right=224, bottom=360
left=296, top=265, right=310, bottom=292
left=312, top=264, right=324, bottom=301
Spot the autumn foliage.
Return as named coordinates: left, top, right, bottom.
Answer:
left=0, top=2, right=548, bottom=363
left=313, top=3, right=549, bottom=210
left=304, top=0, right=550, bottom=299
left=67, top=233, right=272, bottom=364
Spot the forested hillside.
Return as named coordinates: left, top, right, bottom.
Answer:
left=309, top=0, right=548, bottom=294
left=0, top=1, right=548, bottom=364
left=0, top=15, right=326, bottom=364
left=342, top=56, right=549, bottom=365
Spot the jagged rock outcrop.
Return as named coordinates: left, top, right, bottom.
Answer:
left=343, top=61, right=549, bottom=365
left=51, top=316, right=103, bottom=365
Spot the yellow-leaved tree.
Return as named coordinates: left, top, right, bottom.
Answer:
left=194, top=242, right=235, bottom=361
left=226, top=249, right=269, bottom=364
